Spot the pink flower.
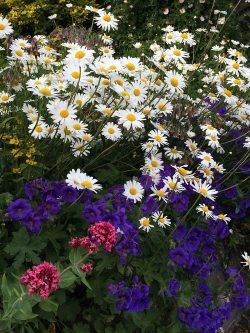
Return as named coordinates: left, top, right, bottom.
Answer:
left=80, top=262, right=93, bottom=273
left=20, top=262, right=60, bottom=299
left=88, top=221, right=117, bottom=252
left=68, top=236, right=98, bottom=254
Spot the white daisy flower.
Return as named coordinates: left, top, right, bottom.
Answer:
left=191, top=179, right=218, bottom=201
left=152, top=211, right=171, bottom=228
left=139, top=217, right=154, bottom=232
left=102, top=122, right=122, bottom=141
left=148, top=129, right=167, bottom=147
left=241, top=252, right=250, bottom=270
left=0, top=17, right=13, bottom=39
left=196, top=204, right=214, bottom=218
left=28, top=122, right=48, bottom=139
left=94, top=12, right=119, bottom=31
left=116, top=109, right=145, bottom=130
left=165, top=146, right=183, bottom=160
left=123, top=180, right=144, bottom=203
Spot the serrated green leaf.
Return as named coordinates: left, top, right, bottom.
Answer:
left=4, top=229, right=46, bottom=268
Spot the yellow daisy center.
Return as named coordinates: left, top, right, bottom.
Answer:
left=83, top=134, right=91, bottom=141
left=199, top=188, right=208, bottom=196
left=126, top=63, right=136, bottom=71
left=142, top=219, right=150, bottom=227
left=64, top=127, right=71, bottom=135
left=39, top=87, right=51, bottom=96
left=157, top=189, right=165, bottom=197
left=60, top=109, right=69, bottom=118
left=126, top=113, right=136, bottom=122
left=115, top=79, right=124, bottom=86
left=102, top=79, right=110, bottom=85
left=0, top=23, right=5, bottom=30
left=103, top=14, right=111, bottom=22
left=75, top=99, right=82, bottom=106
left=173, top=49, right=181, bottom=56
left=171, top=148, right=178, bottom=154
left=75, top=50, right=86, bottom=59
left=1, top=95, right=9, bottom=102
left=169, top=181, right=177, bottom=190
left=204, top=168, right=211, bottom=176
left=154, top=135, right=162, bottom=142
left=202, top=206, right=209, bottom=212
left=223, top=89, right=232, bottom=97
left=81, top=180, right=93, bottom=189
left=158, top=103, right=166, bottom=111
left=133, top=88, right=141, bottom=96
left=190, top=144, right=196, bottom=151
left=233, top=62, right=239, bottom=70
left=73, top=123, right=81, bottom=130
left=233, top=78, right=241, bottom=85
left=71, top=71, right=80, bottom=79
left=129, top=187, right=137, bottom=195
left=178, top=167, right=187, bottom=177
left=15, top=49, right=23, bottom=57
left=170, top=77, right=179, bottom=87
left=181, top=33, right=188, bottom=39
left=108, top=128, right=115, bottom=134
left=35, top=125, right=43, bottom=133
left=151, top=160, right=158, bottom=167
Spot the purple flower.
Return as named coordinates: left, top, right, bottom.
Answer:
left=138, top=175, right=153, bottom=190
left=168, top=193, right=189, bottom=213
left=141, top=195, right=158, bottom=216
left=108, top=276, right=150, bottom=312
left=22, top=212, right=42, bottom=234
left=7, top=199, right=32, bottom=221
left=169, top=278, right=180, bottom=298
left=173, top=223, right=187, bottom=241
left=169, top=247, right=189, bottom=267
left=43, top=197, right=60, bottom=216
left=223, top=186, right=237, bottom=199
left=184, top=227, right=202, bottom=252
left=24, top=183, right=36, bottom=200
left=61, top=185, right=79, bottom=203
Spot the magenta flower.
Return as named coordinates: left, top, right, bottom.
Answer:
left=88, top=221, right=117, bottom=252
left=20, top=262, right=60, bottom=299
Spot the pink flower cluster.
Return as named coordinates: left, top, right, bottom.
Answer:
left=20, top=262, right=60, bottom=299
left=89, top=221, right=117, bottom=252
left=68, top=236, right=98, bottom=254
left=81, top=262, right=94, bottom=273
left=69, top=221, right=117, bottom=253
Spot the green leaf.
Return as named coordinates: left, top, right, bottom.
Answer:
left=1, top=273, right=11, bottom=301
left=4, top=229, right=46, bottom=268
left=39, top=299, right=58, bottom=313
left=72, top=266, right=92, bottom=290
left=59, top=270, right=77, bottom=288
left=69, top=247, right=85, bottom=266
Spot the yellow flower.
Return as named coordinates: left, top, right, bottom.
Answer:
left=11, top=149, right=23, bottom=157
left=25, top=159, right=37, bottom=166
left=12, top=167, right=21, bottom=174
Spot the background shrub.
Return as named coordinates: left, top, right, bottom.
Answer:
left=0, top=0, right=97, bottom=35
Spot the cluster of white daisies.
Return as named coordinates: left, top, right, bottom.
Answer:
left=0, top=9, right=249, bottom=263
